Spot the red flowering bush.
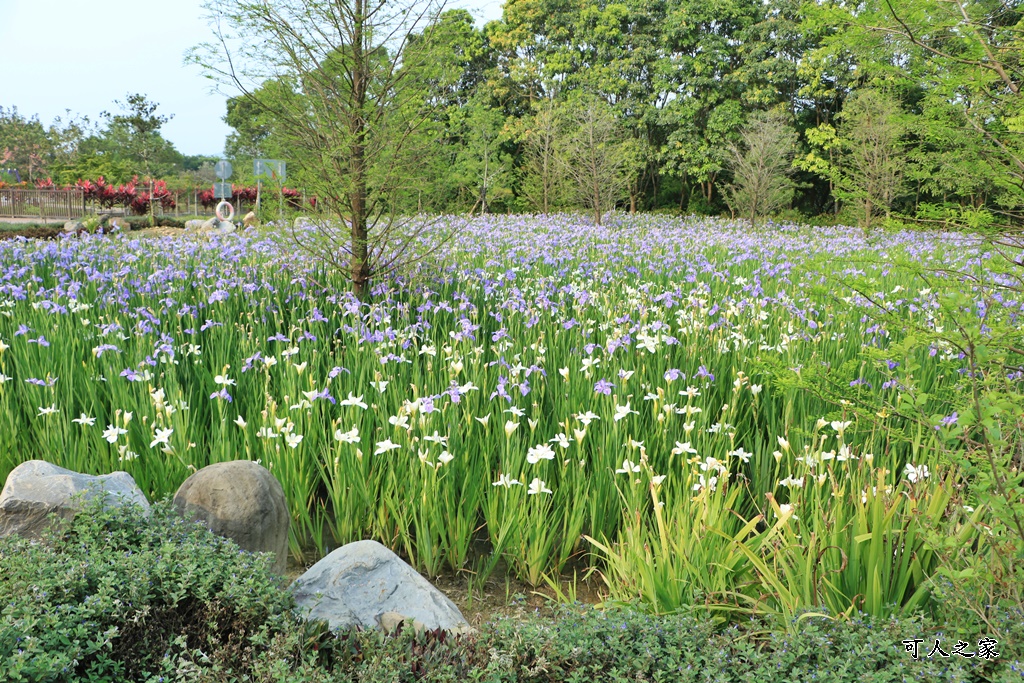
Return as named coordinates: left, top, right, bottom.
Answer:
left=129, top=180, right=175, bottom=215
left=198, top=185, right=308, bottom=210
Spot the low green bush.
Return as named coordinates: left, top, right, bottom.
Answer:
left=122, top=215, right=197, bottom=229
left=0, top=222, right=63, bottom=232
left=479, top=604, right=1018, bottom=683
left=0, top=499, right=294, bottom=682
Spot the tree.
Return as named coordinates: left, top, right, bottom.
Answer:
left=520, top=99, right=563, bottom=214
left=798, top=90, right=907, bottom=229
left=451, top=97, right=513, bottom=214
left=724, top=111, right=799, bottom=226
left=558, top=95, right=630, bottom=225
left=223, top=80, right=295, bottom=161
left=102, top=94, right=178, bottom=178
left=100, top=94, right=182, bottom=223
left=857, top=0, right=1024, bottom=224
left=195, top=0, right=456, bottom=300
left=839, top=90, right=907, bottom=229
left=659, top=0, right=761, bottom=210
left=0, top=107, right=52, bottom=182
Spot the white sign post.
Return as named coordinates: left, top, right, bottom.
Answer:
left=212, top=160, right=236, bottom=234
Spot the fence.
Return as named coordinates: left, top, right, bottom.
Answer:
left=0, top=187, right=274, bottom=222
left=0, top=189, right=86, bottom=221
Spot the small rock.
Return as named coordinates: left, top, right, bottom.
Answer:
left=201, top=217, right=218, bottom=231
left=62, top=220, right=84, bottom=234
left=172, top=460, right=289, bottom=574
left=184, top=219, right=206, bottom=231
left=0, top=460, right=149, bottom=539
left=377, top=611, right=475, bottom=636
left=291, top=540, right=470, bottom=633
left=242, top=211, right=259, bottom=228
left=107, top=217, right=130, bottom=232
left=212, top=220, right=236, bottom=235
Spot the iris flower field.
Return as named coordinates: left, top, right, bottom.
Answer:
left=0, top=214, right=1012, bottom=623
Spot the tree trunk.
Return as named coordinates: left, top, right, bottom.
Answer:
left=350, top=0, right=370, bottom=301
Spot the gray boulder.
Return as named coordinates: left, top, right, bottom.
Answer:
left=62, top=220, right=84, bottom=233
left=172, top=460, right=289, bottom=574
left=291, top=540, right=470, bottom=633
left=0, top=460, right=149, bottom=539
left=184, top=219, right=206, bottom=231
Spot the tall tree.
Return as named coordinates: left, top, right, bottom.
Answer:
left=452, top=97, right=513, bottom=214
left=559, top=95, right=631, bottom=225
left=725, top=111, right=799, bottom=225
left=102, top=94, right=178, bottom=179
left=0, top=107, right=52, bottom=182
left=196, top=0, right=455, bottom=299
left=520, top=98, right=563, bottom=213
left=801, top=89, right=907, bottom=229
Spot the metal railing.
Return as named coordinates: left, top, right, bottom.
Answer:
left=0, top=189, right=86, bottom=221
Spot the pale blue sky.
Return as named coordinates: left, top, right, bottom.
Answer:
left=0, top=0, right=504, bottom=156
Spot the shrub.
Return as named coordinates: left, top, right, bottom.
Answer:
left=0, top=498, right=295, bottom=682
left=122, top=215, right=192, bottom=229
left=479, top=604, right=1017, bottom=683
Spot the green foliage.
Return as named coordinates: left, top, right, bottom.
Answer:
left=0, top=498, right=294, bottom=682
left=773, top=231, right=1024, bottom=648
left=480, top=605, right=1013, bottom=682
left=724, top=111, right=800, bottom=225
left=798, top=90, right=908, bottom=230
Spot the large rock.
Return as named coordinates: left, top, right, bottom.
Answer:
left=0, top=460, right=149, bottom=539
left=172, top=460, right=289, bottom=574
left=184, top=219, right=206, bottom=231
left=62, top=220, right=84, bottom=234
left=291, top=540, right=470, bottom=634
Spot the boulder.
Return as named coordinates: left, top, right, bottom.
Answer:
left=291, top=540, right=470, bottom=634
left=212, top=220, right=236, bottom=235
left=184, top=219, right=206, bottom=231
left=172, top=460, right=289, bottom=574
left=62, top=220, right=84, bottom=234
left=0, top=460, right=149, bottom=539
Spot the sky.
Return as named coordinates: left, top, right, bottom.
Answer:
left=0, top=0, right=504, bottom=157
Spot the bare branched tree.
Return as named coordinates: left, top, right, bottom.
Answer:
left=192, top=0, right=457, bottom=299
left=839, top=90, right=907, bottom=230
left=520, top=99, right=562, bottom=214
left=558, top=95, right=630, bottom=226
left=724, top=111, right=799, bottom=226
